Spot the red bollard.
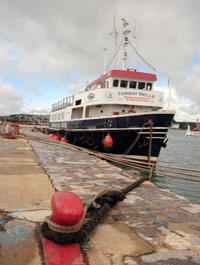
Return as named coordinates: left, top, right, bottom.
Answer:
left=51, top=191, right=84, bottom=226
left=41, top=191, right=89, bottom=265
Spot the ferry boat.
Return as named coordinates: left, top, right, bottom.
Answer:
left=48, top=19, right=175, bottom=163
left=185, top=120, right=200, bottom=136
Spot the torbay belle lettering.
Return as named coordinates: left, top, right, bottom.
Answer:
left=117, top=91, right=155, bottom=102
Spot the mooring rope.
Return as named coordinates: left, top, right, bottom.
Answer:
left=122, top=122, right=148, bottom=156
left=20, top=132, right=200, bottom=182
left=41, top=175, right=148, bottom=244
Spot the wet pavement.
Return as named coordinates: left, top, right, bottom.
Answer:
left=0, top=128, right=200, bottom=264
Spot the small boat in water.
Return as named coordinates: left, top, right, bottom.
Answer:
left=48, top=19, right=175, bottom=163
left=185, top=119, right=200, bottom=136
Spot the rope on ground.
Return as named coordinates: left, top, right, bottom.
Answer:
left=45, top=189, right=109, bottom=233
left=41, top=175, right=148, bottom=244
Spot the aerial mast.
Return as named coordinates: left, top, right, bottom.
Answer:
left=122, top=18, right=131, bottom=70
left=168, top=77, right=172, bottom=110
left=110, top=15, right=118, bottom=69
left=103, top=48, right=107, bottom=74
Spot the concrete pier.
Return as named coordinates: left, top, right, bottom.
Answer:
left=1, top=128, right=200, bottom=264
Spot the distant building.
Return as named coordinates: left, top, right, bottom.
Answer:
left=171, top=123, right=180, bottom=129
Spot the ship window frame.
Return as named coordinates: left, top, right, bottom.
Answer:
left=120, top=80, right=128, bottom=88
left=75, top=99, right=82, bottom=106
left=146, top=83, right=152, bottom=90
left=113, top=79, right=119, bottom=87
left=129, top=81, right=137, bottom=89
left=138, top=82, right=146, bottom=90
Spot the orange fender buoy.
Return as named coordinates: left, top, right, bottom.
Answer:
left=60, top=138, right=68, bottom=143
left=103, top=134, right=113, bottom=152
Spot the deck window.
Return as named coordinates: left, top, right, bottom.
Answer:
left=113, top=79, right=119, bottom=87
left=129, top=81, right=137, bottom=89
left=120, top=80, right=128, bottom=88
left=147, top=83, right=152, bottom=90
left=75, top=99, right=82, bottom=106
left=138, top=82, right=145, bottom=89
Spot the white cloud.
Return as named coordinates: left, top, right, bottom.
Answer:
left=0, top=78, right=50, bottom=115
left=0, top=0, right=200, bottom=119
left=155, top=84, right=200, bottom=122
left=20, top=104, right=50, bottom=115
left=0, top=79, right=23, bottom=115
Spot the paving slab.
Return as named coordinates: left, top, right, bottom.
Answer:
left=0, top=135, right=54, bottom=265
left=0, top=218, right=43, bottom=265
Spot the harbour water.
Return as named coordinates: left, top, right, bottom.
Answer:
left=154, top=129, right=200, bottom=204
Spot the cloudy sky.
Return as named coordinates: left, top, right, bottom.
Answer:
left=0, top=0, right=200, bottom=121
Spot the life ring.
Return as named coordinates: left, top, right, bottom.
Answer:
left=105, top=119, right=112, bottom=127
left=86, top=137, right=95, bottom=146
left=79, top=136, right=87, bottom=145
left=128, top=109, right=136, bottom=114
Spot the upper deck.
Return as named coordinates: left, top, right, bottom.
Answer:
left=50, top=69, right=162, bottom=118
left=86, top=69, right=157, bottom=90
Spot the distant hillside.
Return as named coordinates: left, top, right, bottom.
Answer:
left=0, top=114, right=49, bottom=125
left=173, top=121, right=198, bottom=130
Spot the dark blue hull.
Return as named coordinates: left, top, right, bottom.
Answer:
left=48, top=112, right=174, bottom=162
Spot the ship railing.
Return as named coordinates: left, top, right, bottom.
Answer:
left=51, top=102, right=73, bottom=112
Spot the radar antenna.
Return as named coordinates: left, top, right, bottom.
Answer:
left=122, top=18, right=131, bottom=70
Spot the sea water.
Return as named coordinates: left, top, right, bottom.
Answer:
left=153, top=129, right=200, bottom=204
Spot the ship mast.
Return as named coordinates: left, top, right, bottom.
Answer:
left=110, top=15, right=118, bottom=69
left=122, top=18, right=131, bottom=70
left=168, top=77, right=172, bottom=110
